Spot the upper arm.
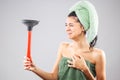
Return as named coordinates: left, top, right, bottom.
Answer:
left=51, top=42, right=67, bottom=79
left=95, top=50, right=106, bottom=80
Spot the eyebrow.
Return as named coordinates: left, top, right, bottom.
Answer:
left=65, top=23, right=74, bottom=24
left=65, top=23, right=74, bottom=25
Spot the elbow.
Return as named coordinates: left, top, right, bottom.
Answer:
left=51, top=73, right=58, bottom=80
left=96, top=76, right=106, bottom=80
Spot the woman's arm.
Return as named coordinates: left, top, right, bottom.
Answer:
left=82, top=49, right=106, bottom=80
left=24, top=43, right=64, bottom=80
left=95, top=50, right=106, bottom=80
left=67, top=50, right=106, bottom=80
left=82, top=66, right=95, bottom=80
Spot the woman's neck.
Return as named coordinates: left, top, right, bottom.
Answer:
left=72, top=34, right=90, bottom=51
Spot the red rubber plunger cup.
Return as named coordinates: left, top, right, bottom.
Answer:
left=22, top=19, right=39, bottom=62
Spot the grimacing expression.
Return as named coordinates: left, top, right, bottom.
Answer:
left=65, top=16, right=84, bottom=39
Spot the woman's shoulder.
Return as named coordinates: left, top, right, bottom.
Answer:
left=58, top=42, right=70, bottom=56
left=93, top=48, right=106, bottom=63
left=59, top=41, right=71, bottom=48
left=93, top=48, right=105, bottom=56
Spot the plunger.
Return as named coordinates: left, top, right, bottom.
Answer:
left=22, top=19, right=39, bottom=62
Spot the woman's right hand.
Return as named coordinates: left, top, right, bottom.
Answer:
left=24, top=56, right=36, bottom=71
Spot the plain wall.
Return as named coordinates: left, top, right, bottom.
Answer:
left=0, top=0, right=120, bottom=80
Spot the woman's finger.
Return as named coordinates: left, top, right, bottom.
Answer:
left=24, top=66, right=31, bottom=70
left=23, top=60, right=32, bottom=66
left=74, top=54, right=81, bottom=59
left=24, top=62, right=31, bottom=66
left=24, top=59, right=30, bottom=64
left=24, top=56, right=30, bottom=61
left=67, top=60, right=73, bottom=65
left=68, top=64, right=73, bottom=67
left=71, top=55, right=76, bottom=61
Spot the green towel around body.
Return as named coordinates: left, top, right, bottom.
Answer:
left=58, top=57, right=96, bottom=80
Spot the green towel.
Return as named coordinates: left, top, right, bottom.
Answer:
left=58, top=57, right=96, bottom=80
left=69, top=0, right=98, bottom=43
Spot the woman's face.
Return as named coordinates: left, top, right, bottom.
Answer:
left=65, top=16, right=84, bottom=39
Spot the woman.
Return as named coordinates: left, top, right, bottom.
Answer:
left=24, top=1, right=106, bottom=80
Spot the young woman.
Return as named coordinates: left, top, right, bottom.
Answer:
left=24, top=1, right=106, bottom=80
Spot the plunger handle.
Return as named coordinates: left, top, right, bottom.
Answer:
left=27, top=31, right=32, bottom=62
left=22, top=19, right=39, bottom=62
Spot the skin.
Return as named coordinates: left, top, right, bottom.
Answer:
left=24, top=16, right=106, bottom=80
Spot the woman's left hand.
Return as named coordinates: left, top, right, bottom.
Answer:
left=67, top=54, right=88, bottom=71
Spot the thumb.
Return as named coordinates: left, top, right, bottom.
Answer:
left=74, top=54, right=80, bottom=58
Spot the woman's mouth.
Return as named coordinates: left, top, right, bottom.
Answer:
left=67, top=33, right=72, bottom=35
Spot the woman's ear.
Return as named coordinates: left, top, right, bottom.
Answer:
left=81, top=26, right=85, bottom=32
left=81, top=25, right=86, bottom=34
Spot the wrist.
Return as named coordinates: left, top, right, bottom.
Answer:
left=81, top=66, right=89, bottom=73
left=30, top=65, right=37, bottom=72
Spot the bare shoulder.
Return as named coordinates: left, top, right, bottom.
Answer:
left=94, top=48, right=105, bottom=56
left=58, top=41, right=70, bottom=52
left=58, top=42, right=70, bottom=56
left=59, top=41, right=70, bottom=48
left=93, top=48, right=106, bottom=64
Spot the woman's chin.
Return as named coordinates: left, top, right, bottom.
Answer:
left=67, top=36, right=74, bottom=39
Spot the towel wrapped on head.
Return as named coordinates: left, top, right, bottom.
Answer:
left=69, top=0, right=98, bottom=43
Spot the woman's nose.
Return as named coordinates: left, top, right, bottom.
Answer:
left=66, top=26, right=71, bottom=32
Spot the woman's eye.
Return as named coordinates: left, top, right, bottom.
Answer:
left=65, top=24, right=67, bottom=27
left=65, top=23, right=67, bottom=27
left=69, top=24, right=74, bottom=27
